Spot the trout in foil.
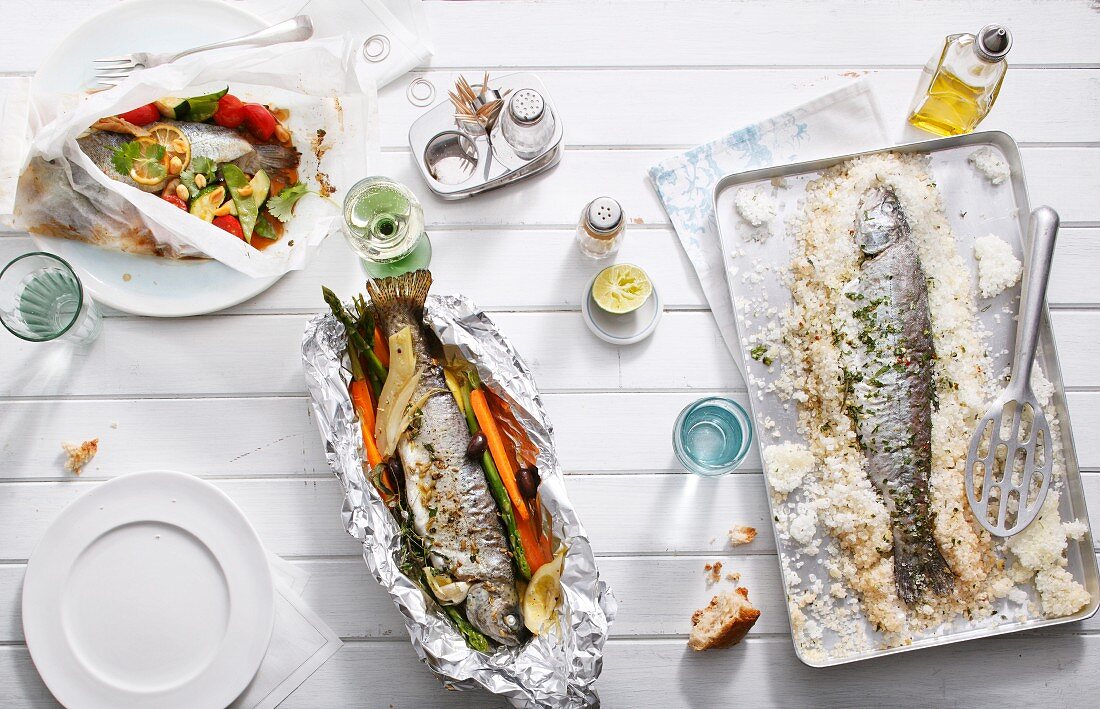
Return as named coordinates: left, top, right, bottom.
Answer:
left=839, top=186, right=955, bottom=605
left=368, top=271, right=524, bottom=645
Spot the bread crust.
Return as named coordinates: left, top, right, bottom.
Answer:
left=688, top=587, right=761, bottom=651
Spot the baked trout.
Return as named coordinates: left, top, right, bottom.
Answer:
left=839, top=186, right=954, bottom=605
left=368, top=271, right=524, bottom=645
left=78, top=119, right=300, bottom=193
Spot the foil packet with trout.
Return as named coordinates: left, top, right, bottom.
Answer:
left=302, top=270, right=616, bottom=707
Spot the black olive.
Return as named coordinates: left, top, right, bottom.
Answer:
left=515, top=466, right=540, bottom=500
left=467, top=431, right=488, bottom=458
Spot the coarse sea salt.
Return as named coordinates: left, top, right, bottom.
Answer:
left=734, top=186, right=776, bottom=232
left=973, top=234, right=1022, bottom=298
left=968, top=147, right=1011, bottom=185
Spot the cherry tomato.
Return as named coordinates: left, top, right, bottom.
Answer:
left=162, top=194, right=188, bottom=211
left=241, top=103, right=277, bottom=141
left=212, top=215, right=245, bottom=240
left=213, top=94, right=245, bottom=129
left=117, top=103, right=160, bottom=126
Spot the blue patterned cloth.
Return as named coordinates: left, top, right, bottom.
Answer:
left=648, top=80, right=888, bottom=371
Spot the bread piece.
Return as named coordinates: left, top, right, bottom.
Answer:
left=62, top=439, right=98, bottom=474
left=728, top=525, right=757, bottom=546
left=688, top=586, right=760, bottom=651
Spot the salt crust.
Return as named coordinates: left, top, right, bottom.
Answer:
left=746, top=152, right=1093, bottom=660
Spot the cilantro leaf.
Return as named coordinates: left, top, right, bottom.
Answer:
left=110, top=141, right=143, bottom=174
left=179, top=156, right=218, bottom=199
left=267, top=183, right=311, bottom=223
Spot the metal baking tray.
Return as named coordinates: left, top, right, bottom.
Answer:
left=408, top=72, right=563, bottom=199
left=712, top=131, right=1099, bottom=666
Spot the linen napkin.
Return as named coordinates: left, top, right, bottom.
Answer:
left=230, top=553, right=342, bottom=709
left=648, top=80, right=889, bottom=373
left=236, top=0, right=432, bottom=88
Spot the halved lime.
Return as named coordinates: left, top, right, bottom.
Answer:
left=591, top=263, right=653, bottom=314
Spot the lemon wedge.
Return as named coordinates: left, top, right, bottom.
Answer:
left=522, top=550, right=565, bottom=635
left=591, top=263, right=653, bottom=314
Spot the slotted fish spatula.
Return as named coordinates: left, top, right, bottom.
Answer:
left=965, top=206, right=1060, bottom=537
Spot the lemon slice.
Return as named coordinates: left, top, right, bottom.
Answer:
left=146, top=123, right=191, bottom=171
left=591, top=263, right=653, bottom=314
left=522, top=551, right=565, bottom=635
left=127, top=138, right=168, bottom=186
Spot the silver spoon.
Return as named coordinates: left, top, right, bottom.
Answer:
left=964, top=206, right=1059, bottom=537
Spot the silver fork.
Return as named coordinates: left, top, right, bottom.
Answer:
left=964, top=206, right=1060, bottom=537
left=92, top=15, right=314, bottom=88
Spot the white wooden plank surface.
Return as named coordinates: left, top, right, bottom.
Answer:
left=2, top=1, right=1100, bottom=707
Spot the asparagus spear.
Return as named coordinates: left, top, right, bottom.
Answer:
left=322, top=286, right=389, bottom=383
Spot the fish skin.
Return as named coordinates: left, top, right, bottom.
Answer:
left=368, top=270, right=525, bottom=645
left=840, top=186, right=954, bottom=606
left=77, top=120, right=299, bottom=193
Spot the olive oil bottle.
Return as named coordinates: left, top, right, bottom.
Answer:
left=908, top=25, right=1012, bottom=136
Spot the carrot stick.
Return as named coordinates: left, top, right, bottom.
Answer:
left=516, top=512, right=546, bottom=573
left=350, top=380, right=383, bottom=468
left=373, top=325, right=390, bottom=368
left=470, top=388, right=529, bottom=521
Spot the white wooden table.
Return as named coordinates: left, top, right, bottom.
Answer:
left=3, top=1, right=1100, bottom=706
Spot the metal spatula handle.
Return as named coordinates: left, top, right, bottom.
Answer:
left=1009, top=206, right=1059, bottom=395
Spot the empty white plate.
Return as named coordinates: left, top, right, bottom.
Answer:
left=23, top=471, right=274, bottom=709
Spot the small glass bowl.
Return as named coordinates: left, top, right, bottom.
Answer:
left=672, top=396, right=753, bottom=476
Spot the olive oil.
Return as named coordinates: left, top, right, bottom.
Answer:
left=908, top=26, right=1011, bottom=137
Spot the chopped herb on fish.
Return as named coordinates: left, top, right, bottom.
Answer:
left=838, top=186, right=955, bottom=606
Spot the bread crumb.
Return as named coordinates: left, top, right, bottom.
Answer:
left=63, top=439, right=98, bottom=474
left=728, top=525, right=757, bottom=546
left=688, top=587, right=761, bottom=650
left=110, top=421, right=119, bottom=429
left=704, top=561, right=724, bottom=585
left=725, top=572, right=742, bottom=583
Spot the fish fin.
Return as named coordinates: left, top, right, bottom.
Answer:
left=367, top=270, right=433, bottom=314
left=893, top=533, right=954, bottom=605
left=231, top=144, right=301, bottom=173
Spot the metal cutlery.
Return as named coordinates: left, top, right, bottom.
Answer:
left=92, top=15, right=313, bottom=88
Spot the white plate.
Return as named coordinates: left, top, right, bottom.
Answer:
left=580, top=274, right=663, bottom=345
left=31, top=0, right=281, bottom=317
left=23, top=471, right=275, bottom=709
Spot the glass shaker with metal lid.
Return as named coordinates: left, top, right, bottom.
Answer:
left=500, top=88, right=557, bottom=159
left=576, top=196, right=626, bottom=259
left=908, top=24, right=1012, bottom=136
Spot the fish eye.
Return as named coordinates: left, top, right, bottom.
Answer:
left=504, top=614, right=518, bottom=628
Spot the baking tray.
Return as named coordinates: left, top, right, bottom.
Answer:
left=712, top=131, right=1099, bottom=666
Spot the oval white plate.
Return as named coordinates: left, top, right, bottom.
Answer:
left=23, top=471, right=275, bottom=709
left=581, top=273, right=663, bottom=345
left=31, top=0, right=281, bottom=317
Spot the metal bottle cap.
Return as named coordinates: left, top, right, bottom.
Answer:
left=975, top=25, right=1012, bottom=62
left=509, top=89, right=545, bottom=125
left=585, top=197, right=623, bottom=234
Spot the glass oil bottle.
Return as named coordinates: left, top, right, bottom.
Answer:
left=908, top=25, right=1012, bottom=136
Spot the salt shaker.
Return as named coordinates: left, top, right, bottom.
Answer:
left=500, top=88, right=556, bottom=159
left=576, top=197, right=625, bottom=259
